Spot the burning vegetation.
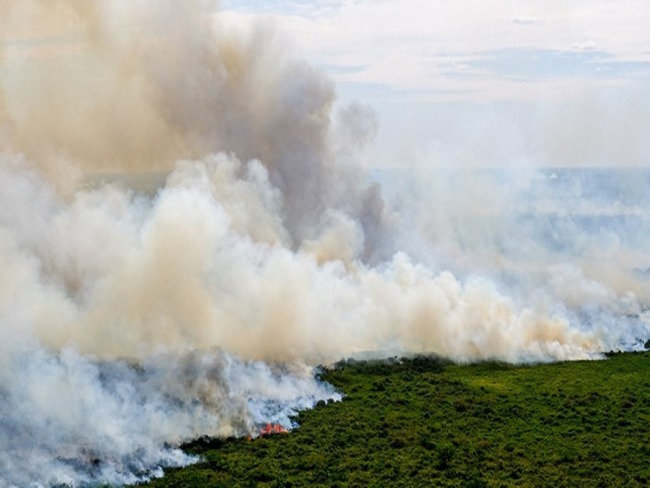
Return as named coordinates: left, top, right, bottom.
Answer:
left=139, top=353, right=650, bottom=487
left=259, top=423, right=289, bottom=437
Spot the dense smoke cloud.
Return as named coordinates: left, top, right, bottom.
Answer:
left=1, top=1, right=648, bottom=486
left=380, top=168, right=650, bottom=348
left=0, top=342, right=338, bottom=486
left=0, top=0, right=385, bottom=249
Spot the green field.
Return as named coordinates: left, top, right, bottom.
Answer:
left=139, top=352, right=649, bottom=487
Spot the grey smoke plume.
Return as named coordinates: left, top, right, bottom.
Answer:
left=1, top=1, right=647, bottom=486
left=0, top=341, right=338, bottom=486
left=0, top=0, right=385, bottom=250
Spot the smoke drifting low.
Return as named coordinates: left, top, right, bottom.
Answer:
left=1, top=1, right=648, bottom=486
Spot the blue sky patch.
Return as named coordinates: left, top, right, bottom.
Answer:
left=462, top=48, right=650, bottom=81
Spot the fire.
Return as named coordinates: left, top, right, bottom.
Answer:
left=259, top=423, right=288, bottom=437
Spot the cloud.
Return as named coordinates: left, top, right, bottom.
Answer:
left=465, top=48, right=650, bottom=81
left=513, top=16, right=543, bottom=25
left=218, top=0, right=650, bottom=170
left=221, top=0, right=650, bottom=101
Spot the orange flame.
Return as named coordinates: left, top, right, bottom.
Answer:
left=259, top=423, right=288, bottom=436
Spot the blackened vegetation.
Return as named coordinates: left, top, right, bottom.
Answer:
left=331, top=354, right=450, bottom=375
left=139, top=353, right=650, bottom=487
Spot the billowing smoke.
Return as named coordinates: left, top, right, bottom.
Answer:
left=0, top=0, right=385, bottom=251
left=0, top=344, right=339, bottom=486
left=379, top=168, right=650, bottom=345
left=1, top=1, right=648, bottom=486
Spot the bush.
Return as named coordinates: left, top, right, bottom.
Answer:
left=436, top=444, right=455, bottom=470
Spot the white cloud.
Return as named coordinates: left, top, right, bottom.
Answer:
left=222, top=0, right=650, bottom=102
left=512, top=16, right=543, bottom=25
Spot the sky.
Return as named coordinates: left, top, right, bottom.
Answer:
left=2, top=0, right=650, bottom=169
left=221, top=0, right=650, bottom=168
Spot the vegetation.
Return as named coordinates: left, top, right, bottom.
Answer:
left=138, top=352, right=649, bottom=487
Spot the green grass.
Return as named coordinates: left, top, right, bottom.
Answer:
left=138, top=352, right=649, bottom=487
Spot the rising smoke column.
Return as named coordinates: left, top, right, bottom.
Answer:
left=1, top=1, right=641, bottom=486
left=0, top=0, right=386, bottom=254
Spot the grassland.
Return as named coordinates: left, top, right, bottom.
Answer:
left=139, top=352, right=649, bottom=487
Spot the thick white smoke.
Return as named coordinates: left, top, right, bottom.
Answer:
left=379, top=168, right=650, bottom=349
left=1, top=1, right=648, bottom=486
left=0, top=339, right=338, bottom=486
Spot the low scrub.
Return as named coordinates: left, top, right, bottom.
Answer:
left=139, top=352, right=649, bottom=487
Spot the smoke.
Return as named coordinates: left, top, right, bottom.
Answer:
left=2, top=154, right=603, bottom=364
left=0, top=342, right=338, bottom=486
left=1, top=1, right=648, bottom=486
left=0, top=0, right=385, bottom=249
left=379, top=168, right=650, bottom=348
